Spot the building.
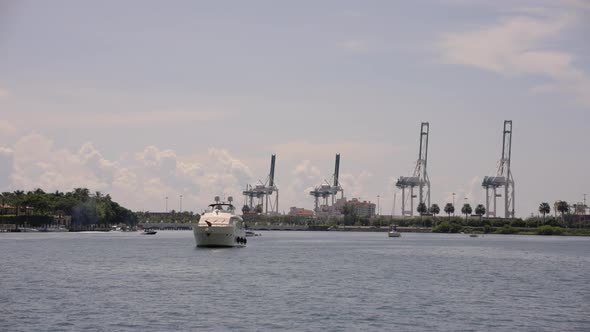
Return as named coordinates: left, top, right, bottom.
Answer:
left=289, top=207, right=314, bottom=217
left=0, top=204, right=34, bottom=216
left=347, top=198, right=376, bottom=218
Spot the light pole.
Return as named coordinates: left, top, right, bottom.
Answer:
left=377, top=195, right=380, bottom=217
left=393, top=192, right=397, bottom=217
left=165, top=196, right=168, bottom=213
left=452, top=192, right=456, bottom=215
left=180, top=194, right=183, bottom=213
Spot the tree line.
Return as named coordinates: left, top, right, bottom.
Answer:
left=0, top=188, right=137, bottom=226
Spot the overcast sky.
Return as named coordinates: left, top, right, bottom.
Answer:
left=1, top=0, right=589, bottom=217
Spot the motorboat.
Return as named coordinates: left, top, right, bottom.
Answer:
left=141, top=229, right=157, bottom=235
left=469, top=233, right=478, bottom=238
left=388, top=225, right=401, bottom=238
left=245, top=230, right=261, bottom=237
left=194, top=197, right=246, bottom=248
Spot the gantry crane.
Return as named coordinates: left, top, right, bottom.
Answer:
left=243, top=154, right=279, bottom=215
left=396, top=122, right=431, bottom=216
left=482, top=120, right=515, bottom=218
left=309, top=154, right=343, bottom=213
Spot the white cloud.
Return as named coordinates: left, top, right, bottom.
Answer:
left=339, top=171, right=373, bottom=201
left=438, top=12, right=590, bottom=108
left=0, top=133, right=256, bottom=211
left=11, top=134, right=111, bottom=192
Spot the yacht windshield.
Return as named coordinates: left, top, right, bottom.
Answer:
left=210, top=204, right=234, bottom=212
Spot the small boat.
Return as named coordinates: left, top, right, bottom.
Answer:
left=245, top=230, right=261, bottom=237
left=194, top=196, right=246, bottom=248
left=469, top=233, right=478, bottom=238
left=388, top=225, right=401, bottom=238
left=141, top=229, right=157, bottom=235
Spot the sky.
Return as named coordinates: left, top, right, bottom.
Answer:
left=1, top=0, right=589, bottom=217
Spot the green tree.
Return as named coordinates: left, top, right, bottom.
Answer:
left=556, top=201, right=570, bottom=221
left=475, top=204, right=486, bottom=219
left=340, top=203, right=357, bottom=226
left=430, top=204, right=440, bottom=217
left=73, top=188, right=90, bottom=202
left=461, top=203, right=472, bottom=220
left=254, top=204, right=263, bottom=214
left=417, top=202, right=428, bottom=215
left=444, top=203, right=455, bottom=220
left=13, top=190, right=25, bottom=216
left=539, top=202, right=550, bottom=223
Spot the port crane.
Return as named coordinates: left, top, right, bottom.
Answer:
left=396, top=122, right=431, bottom=216
left=243, top=154, right=279, bottom=215
left=309, top=154, right=343, bottom=213
left=481, top=120, right=515, bottom=218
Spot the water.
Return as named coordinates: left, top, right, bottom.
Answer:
left=1, top=231, right=589, bottom=331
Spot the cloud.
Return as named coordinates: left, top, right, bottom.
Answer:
left=11, top=134, right=111, bottom=192
left=116, top=146, right=253, bottom=210
left=438, top=12, right=590, bottom=108
left=339, top=171, right=373, bottom=200
left=1, top=133, right=254, bottom=211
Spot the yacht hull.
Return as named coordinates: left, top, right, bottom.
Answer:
left=193, top=226, right=246, bottom=248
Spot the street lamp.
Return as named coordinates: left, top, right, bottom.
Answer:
left=377, top=195, right=380, bottom=217
left=165, top=196, right=168, bottom=213
left=452, top=192, right=456, bottom=215
left=180, top=194, right=183, bottom=213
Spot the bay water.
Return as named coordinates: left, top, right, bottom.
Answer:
left=1, top=231, right=588, bottom=331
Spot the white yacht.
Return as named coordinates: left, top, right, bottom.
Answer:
left=193, top=197, right=246, bottom=248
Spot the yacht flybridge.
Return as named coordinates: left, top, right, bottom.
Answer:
left=194, top=196, right=246, bottom=248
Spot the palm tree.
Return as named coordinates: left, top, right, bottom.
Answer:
left=538, top=202, right=550, bottom=223
left=444, top=203, right=454, bottom=220
left=461, top=203, right=472, bottom=220
left=430, top=204, right=440, bottom=217
left=13, top=190, right=25, bottom=216
left=417, top=202, right=428, bottom=226
left=556, top=201, right=570, bottom=221
left=254, top=204, right=263, bottom=214
left=475, top=204, right=486, bottom=219
left=417, top=202, right=428, bottom=216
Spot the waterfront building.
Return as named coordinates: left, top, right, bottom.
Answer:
left=347, top=198, right=376, bottom=218
left=289, top=207, right=314, bottom=217
left=317, top=197, right=376, bottom=218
